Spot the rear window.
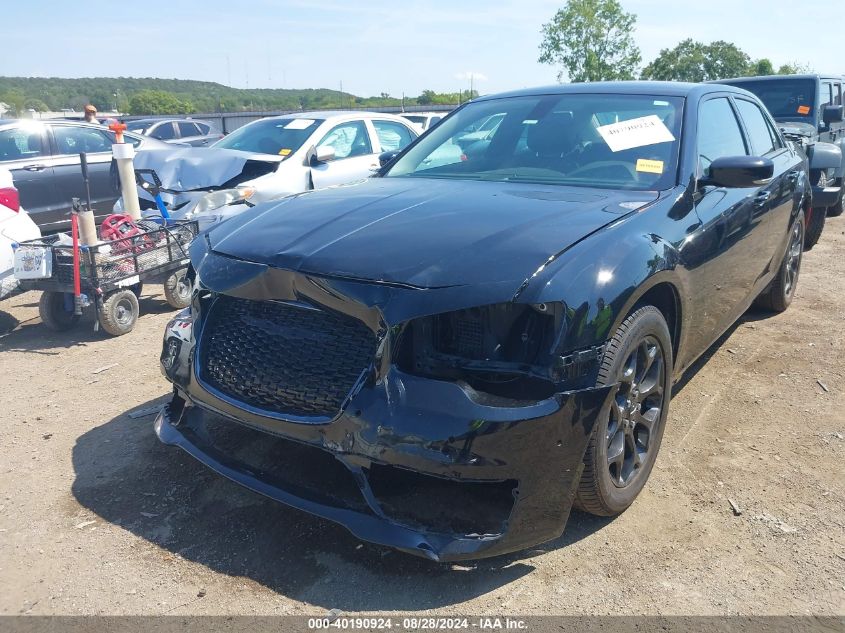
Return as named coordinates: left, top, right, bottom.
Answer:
left=727, top=79, right=817, bottom=118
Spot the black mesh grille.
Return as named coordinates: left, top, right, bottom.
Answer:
left=199, top=296, right=377, bottom=418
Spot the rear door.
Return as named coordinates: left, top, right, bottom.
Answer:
left=0, top=125, right=58, bottom=228
left=310, top=119, right=379, bottom=188
left=48, top=124, right=118, bottom=226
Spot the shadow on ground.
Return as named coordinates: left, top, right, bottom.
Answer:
left=71, top=395, right=614, bottom=610
left=0, top=291, right=177, bottom=353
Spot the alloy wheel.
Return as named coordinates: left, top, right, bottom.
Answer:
left=606, top=335, right=666, bottom=488
left=784, top=219, right=803, bottom=296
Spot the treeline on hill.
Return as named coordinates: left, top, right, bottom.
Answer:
left=0, top=77, right=477, bottom=116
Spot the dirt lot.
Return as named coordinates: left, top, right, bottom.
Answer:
left=0, top=217, right=843, bottom=617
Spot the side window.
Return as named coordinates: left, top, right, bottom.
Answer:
left=0, top=127, right=46, bottom=162
left=372, top=120, right=415, bottom=152
left=317, top=121, right=372, bottom=159
left=834, top=83, right=843, bottom=106
left=819, top=82, right=833, bottom=108
left=195, top=122, right=211, bottom=134
left=178, top=121, right=200, bottom=137
left=735, top=99, right=777, bottom=155
left=430, top=116, right=441, bottom=127
left=697, top=98, right=748, bottom=175
left=152, top=122, right=176, bottom=140
left=52, top=126, right=112, bottom=154
left=109, top=131, right=142, bottom=148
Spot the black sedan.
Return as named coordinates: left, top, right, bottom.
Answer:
left=155, top=81, right=809, bottom=561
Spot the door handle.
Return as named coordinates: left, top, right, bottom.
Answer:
left=23, top=163, right=46, bottom=172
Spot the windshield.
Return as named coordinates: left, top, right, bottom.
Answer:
left=728, top=79, right=817, bottom=119
left=211, top=117, right=324, bottom=156
left=404, top=116, right=426, bottom=124
left=384, top=93, right=683, bottom=191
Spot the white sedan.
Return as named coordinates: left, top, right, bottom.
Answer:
left=0, top=167, right=41, bottom=300
left=126, top=111, right=419, bottom=230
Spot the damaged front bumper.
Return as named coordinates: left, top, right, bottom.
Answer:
left=155, top=372, right=611, bottom=562
left=154, top=255, right=614, bottom=561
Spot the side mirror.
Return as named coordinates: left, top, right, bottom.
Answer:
left=701, top=156, right=774, bottom=188
left=314, top=145, right=336, bottom=163
left=378, top=150, right=401, bottom=167
left=822, top=105, right=844, bottom=124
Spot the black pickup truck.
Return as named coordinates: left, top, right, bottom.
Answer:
left=715, top=74, right=845, bottom=248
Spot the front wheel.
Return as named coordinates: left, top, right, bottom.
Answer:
left=755, top=211, right=804, bottom=313
left=575, top=305, right=673, bottom=516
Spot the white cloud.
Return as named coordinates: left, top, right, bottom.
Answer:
left=454, top=71, right=488, bottom=82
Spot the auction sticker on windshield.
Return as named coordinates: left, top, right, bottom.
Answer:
left=284, top=119, right=317, bottom=130
left=597, top=115, right=675, bottom=152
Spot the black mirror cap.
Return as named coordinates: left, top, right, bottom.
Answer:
left=705, top=156, right=775, bottom=188
left=378, top=150, right=401, bottom=168
left=823, top=105, right=844, bottom=124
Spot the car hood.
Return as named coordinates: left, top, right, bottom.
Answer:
left=206, top=178, right=657, bottom=291
left=777, top=121, right=817, bottom=139
left=133, top=147, right=282, bottom=191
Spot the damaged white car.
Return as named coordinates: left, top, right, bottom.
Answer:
left=117, top=111, right=418, bottom=230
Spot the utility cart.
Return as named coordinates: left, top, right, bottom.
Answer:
left=14, top=220, right=198, bottom=336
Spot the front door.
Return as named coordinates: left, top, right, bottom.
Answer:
left=0, top=125, right=58, bottom=228
left=682, top=96, right=773, bottom=361
left=48, top=124, right=119, bottom=228
left=310, top=120, right=380, bottom=189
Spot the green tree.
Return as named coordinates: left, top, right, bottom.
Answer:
left=538, top=0, right=641, bottom=82
left=23, top=98, right=49, bottom=112
left=128, top=89, right=194, bottom=115
left=641, top=39, right=750, bottom=82
left=777, top=61, right=812, bottom=75
left=748, top=58, right=774, bottom=76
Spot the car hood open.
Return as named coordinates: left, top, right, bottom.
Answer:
left=133, top=147, right=282, bottom=192
left=207, top=178, right=658, bottom=290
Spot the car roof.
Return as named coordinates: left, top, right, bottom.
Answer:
left=714, top=74, right=843, bottom=84
left=473, top=81, right=752, bottom=102
left=263, top=110, right=410, bottom=122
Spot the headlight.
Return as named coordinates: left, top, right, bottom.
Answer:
left=189, top=187, right=256, bottom=217
left=398, top=302, right=578, bottom=401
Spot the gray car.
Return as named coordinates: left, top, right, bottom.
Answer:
left=0, top=119, right=173, bottom=232
left=125, top=118, right=224, bottom=147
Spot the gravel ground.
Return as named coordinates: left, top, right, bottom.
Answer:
left=0, top=215, right=843, bottom=617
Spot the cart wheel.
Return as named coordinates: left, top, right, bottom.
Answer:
left=39, top=292, right=80, bottom=332
left=98, top=290, right=139, bottom=336
left=164, top=269, right=192, bottom=309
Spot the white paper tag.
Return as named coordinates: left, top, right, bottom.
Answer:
left=283, top=119, right=316, bottom=130
left=596, top=115, right=675, bottom=153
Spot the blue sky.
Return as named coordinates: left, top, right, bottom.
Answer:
left=4, top=1, right=839, bottom=96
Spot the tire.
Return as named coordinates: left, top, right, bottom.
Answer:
left=38, top=291, right=80, bottom=332
left=575, top=305, right=673, bottom=516
left=804, top=205, right=825, bottom=251
left=827, top=178, right=843, bottom=217
left=163, top=269, right=192, bottom=309
left=98, top=289, right=139, bottom=336
left=755, top=212, right=804, bottom=313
